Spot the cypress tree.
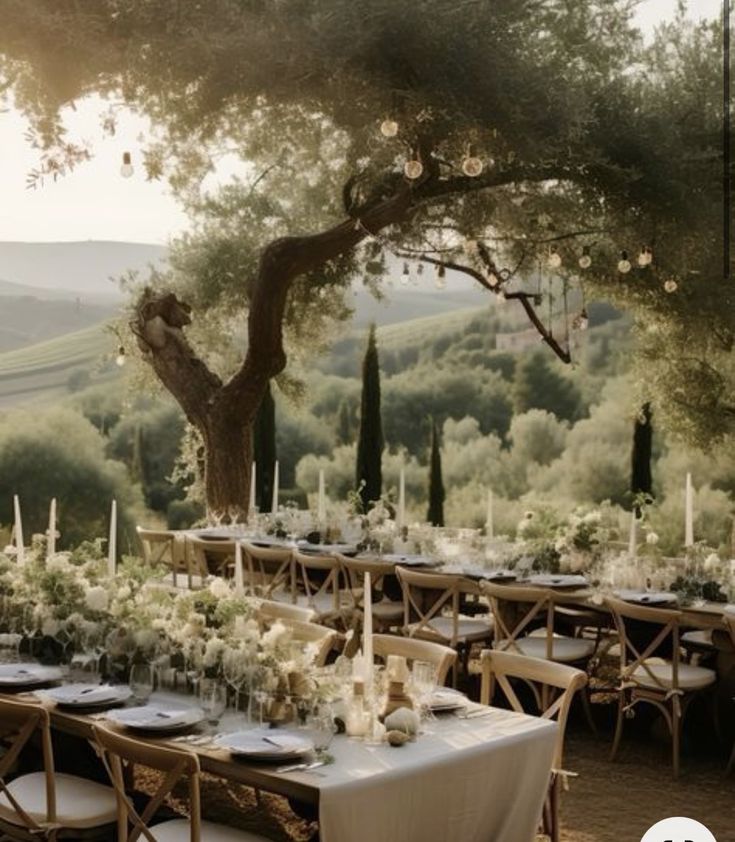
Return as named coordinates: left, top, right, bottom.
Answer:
left=253, top=381, right=277, bottom=512
left=427, top=418, right=445, bottom=527
left=631, top=402, right=653, bottom=516
left=356, top=325, right=383, bottom=511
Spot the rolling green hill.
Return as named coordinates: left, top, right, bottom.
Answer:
left=0, top=324, right=117, bottom=408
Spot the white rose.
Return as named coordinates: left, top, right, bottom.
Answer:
left=208, top=577, right=231, bottom=600
left=262, top=620, right=289, bottom=649
left=42, top=618, right=60, bottom=637
left=85, top=586, right=109, bottom=613
left=203, top=637, right=226, bottom=668
left=703, top=553, right=720, bottom=573
left=116, top=585, right=131, bottom=601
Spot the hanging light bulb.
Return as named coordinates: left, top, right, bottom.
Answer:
left=547, top=246, right=562, bottom=269
left=573, top=309, right=589, bottom=331
left=115, top=346, right=126, bottom=367
left=461, top=151, right=484, bottom=177
left=120, top=152, right=134, bottom=178
left=664, top=278, right=678, bottom=293
left=380, top=118, right=399, bottom=138
left=401, top=261, right=411, bottom=285
left=578, top=246, right=592, bottom=270
left=416, top=262, right=424, bottom=275
left=618, top=250, right=632, bottom=274
left=638, top=246, right=653, bottom=267
left=403, top=158, right=424, bottom=180
left=435, top=263, right=447, bottom=289
left=487, top=272, right=499, bottom=288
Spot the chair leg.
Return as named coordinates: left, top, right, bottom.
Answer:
left=579, top=685, right=598, bottom=738
left=671, top=696, right=681, bottom=780
left=610, top=690, right=625, bottom=761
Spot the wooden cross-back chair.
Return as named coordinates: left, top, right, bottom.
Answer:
left=242, top=543, right=294, bottom=602
left=93, top=726, right=268, bottom=842
left=137, top=528, right=196, bottom=589
left=292, top=550, right=348, bottom=626
left=185, top=536, right=235, bottom=580
left=279, top=619, right=341, bottom=668
left=0, top=697, right=116, bottom=841
left=256, top=599, right=315, bottom=625
left=395, top=566, right=493, bottom=684
left=372, top=633, right=457, bottom=687
left=337, top=554, right=402, bottom=631
left=605, top=596, right=716, bottom=778
left=480, top=650, right=587, bottom=842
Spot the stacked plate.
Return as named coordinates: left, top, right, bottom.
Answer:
left=44, top=683, right=132, bottom=710
left=0, top=663, right=64, bottom=689
left=528, top=574, right=589, bottom=589
left=107, top=704, right=205, bottom=733
left=214, top=729, right=313, bottom=761
left=615, top=590, right=677, bottom=606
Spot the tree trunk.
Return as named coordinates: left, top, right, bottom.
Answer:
left=201, top=407, right=253, bottom=520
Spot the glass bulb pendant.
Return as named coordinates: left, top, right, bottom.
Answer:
left=618, top=251, right=632, bottom=274
left=401, top=262, right=411, bottom=285
left=638, top=246, right=653, bottom=267
left=120, top=152, right=134, bottom=178
left=547, top=247, right=562, bottom=269
left=435, top=263, right=446, bottom=289
left=664, top=279, right=678, bottom=293
left=404, top=159, right=423, bottom=180
left=578, top=246, right=592, bottom=269
left=574, top=309, right=589, bottom=331
left=115, top=346, right=126, bottom=367
left=462, top=156, right=484, bottom=177
left=380, top=119, right=399, bottom=138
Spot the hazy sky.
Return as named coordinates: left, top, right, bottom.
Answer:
left=0, top=0, right=724, bottom=245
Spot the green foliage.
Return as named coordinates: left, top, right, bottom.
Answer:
left=0, top=407, right=144, bottom=548
left=356, top=325, right=383, bottom=509
left=513, top=351, right=583, bottom=422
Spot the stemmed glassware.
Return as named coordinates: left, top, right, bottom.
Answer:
left=129, top=663, right=154, bottom=703
left=200, top=678, right=227, bottom=731
left=411, top=660, right=438, bottom=722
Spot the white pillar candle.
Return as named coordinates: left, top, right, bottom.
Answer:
left=108, top=499, right=117, bottom=578
left=363, top=571, right=373, bottom=695
left=317, top=469, right=326, bottom=523
left=47, top=498, right=57, bottom=559
left=13, top=495, right=24, bottom=566
left=685, top=472, right=694, bottom=548
left=485, top=489, right=494, bottom=539
left=234, top=541, right=244, bottom=596
left=271, top=460, right=279, bottom=514
left=397, top=467, right=406, bottom=531
left=628, top=510, right=637, bottom=559
left=249, top=461, right=257, bottom=514
left=386, top=654, right=409, bottom=684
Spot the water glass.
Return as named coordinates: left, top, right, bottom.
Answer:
left=411, top=660, right=437, bottom=712
left=129, top=663, right=154, bottom=703
left=200, top=678, right=227, bottom=728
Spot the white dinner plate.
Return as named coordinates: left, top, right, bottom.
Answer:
left=528, top=574, right=588, bottom=589
left=429, top=688, right=467, bottom=712
left=107, top=704, right=205, bottom=732
left=480, top=569, right=517, bottom=582
left=0, top=663, right=64, bottom=687
left=383, top=554, right=438, bottom=567
left=615, top=590, right=677, bottom=606
left=44, top=683, right=133, bottom=708
left=297, top=542, right=357, bottom=556
left=214, top=729, right=313, bottom=760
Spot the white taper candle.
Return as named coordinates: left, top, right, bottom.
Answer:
left=249, top=461, right=257, bottom=514
left=363, top=571, right=373, bottom=695
left=397, top=467, right=406, bottom=531
left=47, top=497, right=57, bottom=559
left=13, top=495, right=24, bottom=566
left=628, top=510, right=637, bottom=559
left=684, top=472, right=694, bottom=548
left=234, top=541, right=244, bottom=596
left=317, top=469, right=326, bottom=523
left=108, top=499, right=117, bottom=578
left=271, top=461, right=279, bottom=514
left=485, top=489, right=494, bottom=539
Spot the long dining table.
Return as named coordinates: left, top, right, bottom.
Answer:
left=37, top=690, right=557, bottom=842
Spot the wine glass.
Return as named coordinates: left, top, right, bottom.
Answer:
left=129, top=663, right=154, bottom=703
left=200, top=678, right=227, bottom=730
left=411, top=660, right=437, bottom=719
left=303, top=703, right=337, bottom=760
left=222, top=647, right=247, bottom=715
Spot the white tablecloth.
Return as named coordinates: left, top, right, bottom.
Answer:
left=316, top=707, right=557, bottom=842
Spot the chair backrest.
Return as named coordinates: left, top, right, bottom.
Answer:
left=293, top=550, right=342, bottom=615
left=723, top=612, right=735, bottom=648
left=243, top=543, right=294, bottom=599
left=373, top=633, right=457, bottom=686
left=395, top=566, right=466, bottom=646
left=186, top=536, right=236, bottom=579
left=94, top=725, right=200, bottom=842
left=480, top=649, right=587, bottom=769
left=604, top=596, right=682, bottom=693
left=137, top=527, right=176, bottom=566
left=257, top=599, right=315, bottom=624
left=0, top=697, right=56, bottom=832
left=282, top=619, right=340, bottom=667
left=338, top=554, right=396, bottom=611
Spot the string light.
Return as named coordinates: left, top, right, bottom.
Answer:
left=638, top=246, right=653, bottom=267
left=120, top=152, right=134, bottom=178
left=380, top=119, right=399, bottom=138
left=664, top=278, right=678, bottom=293
left=401, top=262, right=410, bottom=285
left=573, top=308, right=589, bottom=331
left=547, top=247, right=562, bottom=269
left=435, top=263, right=447, bottom=289
left=404, top=159, right=424, bottom=180
left=461, top=153, right=484, bottom=178
left=618, top=250, right=632, bottom=274
left=115, top=346, right=126, bottom=367
left=578, top=246, right=592, bottom=269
